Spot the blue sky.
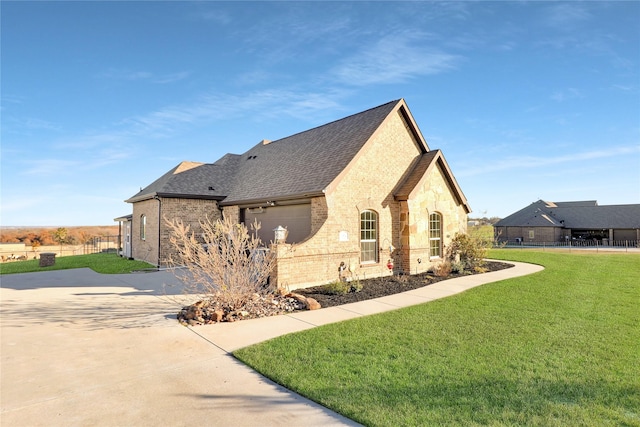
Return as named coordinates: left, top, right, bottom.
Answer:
left=2, top=1, right=639, bottom=226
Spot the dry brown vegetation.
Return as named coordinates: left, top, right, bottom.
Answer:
left=0, top=226, right=119, bottom=246
left=165, top=215, right=276, bottom=312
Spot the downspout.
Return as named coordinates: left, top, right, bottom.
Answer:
left=154, top=195, right=162, bottom=267
left=117, top=220, right=122, bottom=257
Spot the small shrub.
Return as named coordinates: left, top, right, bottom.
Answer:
left=321, top=280, right=350, bottom=295
left=319, top=279, right=362, bottom=295
left=349, top=280, right=363, bottom=293
left=450, top=261, right=466, bottom=274
left=445, top=233, right=489, bottom=272
left=393, top=274, right=409, bottom=283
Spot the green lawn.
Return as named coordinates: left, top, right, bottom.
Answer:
left=235, top=250, right=640, bottom=426
left=0, top=252, right=154, bottom=275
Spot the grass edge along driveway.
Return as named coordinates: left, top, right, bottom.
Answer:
left=235, top=250, right=640, bottom=426
left=0, top=252, right=154, bottom=275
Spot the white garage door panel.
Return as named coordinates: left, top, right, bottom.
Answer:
left=244, top=204, right=311, bottom=244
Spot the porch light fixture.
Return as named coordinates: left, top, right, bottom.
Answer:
left=273, top=225, right=287, bottom=243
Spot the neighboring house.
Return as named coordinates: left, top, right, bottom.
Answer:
left=115, top=99, right=471, bottom=288
left=494, top=200, right=640, bottom=244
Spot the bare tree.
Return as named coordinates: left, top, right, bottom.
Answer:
left=165, top=215, right=275, bottom=311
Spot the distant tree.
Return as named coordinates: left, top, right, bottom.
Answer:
left=39, top=230, right=55, bottom=245
left=53, top=227, right=69, bottom=245
left=77, top=230, right=92, bottom=244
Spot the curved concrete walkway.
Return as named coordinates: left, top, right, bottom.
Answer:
left=1, top=260, right=542, bottom=426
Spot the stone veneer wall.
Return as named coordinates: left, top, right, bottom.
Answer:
left=400, top=162, right=468, bottom=275
left=272, top=110, right=426, bottom=289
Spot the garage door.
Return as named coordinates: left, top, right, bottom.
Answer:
left=244, top=204, right=311, bottom=245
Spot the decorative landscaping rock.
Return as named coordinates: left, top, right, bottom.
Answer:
left=176, top=261, right=514, bottom=326
left=177, top=291, right=315, bottom=326
left=306, top=297, right=321, bottom=310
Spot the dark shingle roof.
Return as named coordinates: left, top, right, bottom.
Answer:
left=394, top=149, right=471, bottom=213
left=220, top=100, right=404, bottom=205
left=495, top=200, right=640, bottom=229
left=548, top=205, right=640, bottom=228
left=125, top=158, right=240, bottom=202
left=128, top=100, right=421, bottom=205
left=394, top=151, right=440, bottom=201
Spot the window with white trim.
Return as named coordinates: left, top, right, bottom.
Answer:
left=140, top=214, right=146, bottom=241
left=360, top=210, right=378, bottom=263
left=429, top=212, right=442, bottom=258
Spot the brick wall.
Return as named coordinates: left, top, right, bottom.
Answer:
left=271, top=111, right=469, bottom=289
left=495, top=226, right=565, bottom=243
left=131, top=197, right=220, bottom=266
left=273, top=110, right=445, bottom=288
left=131, top=198, right=160, bottom=265
left=130, top=110, right=468, bottom=287
left=222, top=205, right=240, bottom=222
left=159, top=198, right=221, bottom=266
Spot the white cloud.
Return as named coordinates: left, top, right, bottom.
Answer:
left=331, top=32, right=459, bottom=86
left=118, top=89, right=350, bottom=138
left=18, top=145, right=135, bottom=177
left=99, top=68, right=190, bottom=84
left=551, top=88, right=585, bottom=102
left=544, top=3, right=591, bottom=30
left=23, top=159, right=79, bottom=176
left=153, top=71, right=191, bottom=84
left=197, top=9, right=232, bottom=25
left=458, top=145, right=640, bottom=178
left=0, top=196, right=45, bottom=213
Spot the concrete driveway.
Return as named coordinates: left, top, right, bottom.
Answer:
left=1, top=262, right=543, bottom=426
left=0, top=268, right=360, bottom=426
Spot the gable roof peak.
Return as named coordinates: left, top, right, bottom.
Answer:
left=174, top=161, right=204, bottom=174
left=220, top=99, right=407, bottom=205
left=264, top=99, right=404, bottom=147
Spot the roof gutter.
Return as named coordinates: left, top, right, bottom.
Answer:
left=219, top=190, right=326, bottom=207
left=126, top=192, right=226, bottom=204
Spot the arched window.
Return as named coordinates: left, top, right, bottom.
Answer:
left=360, top=210, right=378, bottom=263
left=140, top=214, right=146, bottom=241
left=429, top=212, right=442, bottom=258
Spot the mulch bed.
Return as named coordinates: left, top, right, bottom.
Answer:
left=292, top=261, right=514, bottom=308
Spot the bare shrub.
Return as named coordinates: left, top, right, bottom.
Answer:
left=433, top=260, right=452, bottom=277
left=165, top=215, right=275, bottom=311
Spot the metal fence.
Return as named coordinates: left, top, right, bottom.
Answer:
left=0, top=235, right=120, bottom=261
left=82, top=235, right=119, bottom=255
left=497, top=240, right=639, bottom=252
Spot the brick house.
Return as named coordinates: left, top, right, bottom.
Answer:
left=117, top=99, right=471, bottom=288
left=494, top=200, right=640, bottom=245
